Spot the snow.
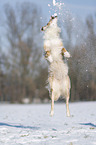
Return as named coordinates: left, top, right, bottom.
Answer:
left=52, top=0, right=64, bottom=7
left=0, top=102, right=96, bottom=145
left=53, top=0, right=56, bottom=6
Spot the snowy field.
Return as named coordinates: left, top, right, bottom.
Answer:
left=0, top=102, right=96, bottom=145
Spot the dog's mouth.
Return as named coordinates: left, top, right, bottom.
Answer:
left=41, top=15, right=57, bottom=31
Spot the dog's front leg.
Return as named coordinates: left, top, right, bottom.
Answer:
left=62, top=48, right=70, bottom=58
left=50, top=89, right=54, bottom=117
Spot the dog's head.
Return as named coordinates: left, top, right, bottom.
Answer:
left=41, top=15, right=57, bottom=31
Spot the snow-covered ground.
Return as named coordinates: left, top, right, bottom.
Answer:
left=0, top=102, right=96, bottom=145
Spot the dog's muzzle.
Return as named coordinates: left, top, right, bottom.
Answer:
left=41, top=27, right=44, bottom=31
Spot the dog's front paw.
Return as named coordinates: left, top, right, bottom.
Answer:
left=50, top=110, right=54, bottom=117
left=64, top=51, right=70, bottom=58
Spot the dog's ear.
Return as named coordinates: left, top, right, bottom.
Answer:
left=55, top=15, right=57, bottom=18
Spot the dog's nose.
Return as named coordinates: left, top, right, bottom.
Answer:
left=51, top=16, right=54, bottom=19
left=41, top=27, right=44, bottom=31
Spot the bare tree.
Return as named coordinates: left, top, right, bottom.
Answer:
left=68, top=14, right=96, bottom=101
left=2, top=2, right=47, bottom=103
left=0, top=3, right=96, bottom=103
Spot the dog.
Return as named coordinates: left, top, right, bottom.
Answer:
left=41, top=15, right=71, bottom=117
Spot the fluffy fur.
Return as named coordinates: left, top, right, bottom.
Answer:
left=41, top=15, right=71, bottom=117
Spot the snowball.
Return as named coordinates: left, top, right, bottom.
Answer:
left=48, top=4, right=50, bottom=7
left=54, top=13, right=57, bottom=17
left=53, top=0, right=56, bottom=6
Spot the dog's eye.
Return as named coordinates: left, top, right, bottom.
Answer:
left=52, top=17, right=54, bottom=19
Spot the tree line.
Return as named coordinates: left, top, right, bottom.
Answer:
left=0, top=2, right=96, bottom=103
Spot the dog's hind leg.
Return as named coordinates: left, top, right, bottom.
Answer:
left=66, top=93, right=70, bottom=117
left=50, top=89, right=54, bottom=117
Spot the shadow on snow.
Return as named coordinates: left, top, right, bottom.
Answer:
left=0, top=122, right=40, bottom=130
left=80, top=123, right=96, bottom=128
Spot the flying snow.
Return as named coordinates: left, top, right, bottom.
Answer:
left=48, top=4, right=51, bottom=7
left=53, top=0, right=56, bottom=6
left=53, top=0, right=64, bottom=7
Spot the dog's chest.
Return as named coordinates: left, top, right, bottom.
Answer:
left=49, top=61, right=68, bottom=80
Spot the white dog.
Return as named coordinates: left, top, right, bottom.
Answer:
left=41, top=15, right=71, bottom=117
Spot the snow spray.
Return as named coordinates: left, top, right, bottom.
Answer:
left=50, top=0, right=90, bottom=89
left=47, top=0, right=84, bottom=46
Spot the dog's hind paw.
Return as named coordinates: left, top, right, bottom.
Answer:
left=50, top=111, right=54, bottom=117
left=67, top=112, right=70, bottom=117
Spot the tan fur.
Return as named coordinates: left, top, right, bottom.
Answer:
left=62, top=47, right=67, bottom=53
left=45, top=51, right=51, bottom=58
